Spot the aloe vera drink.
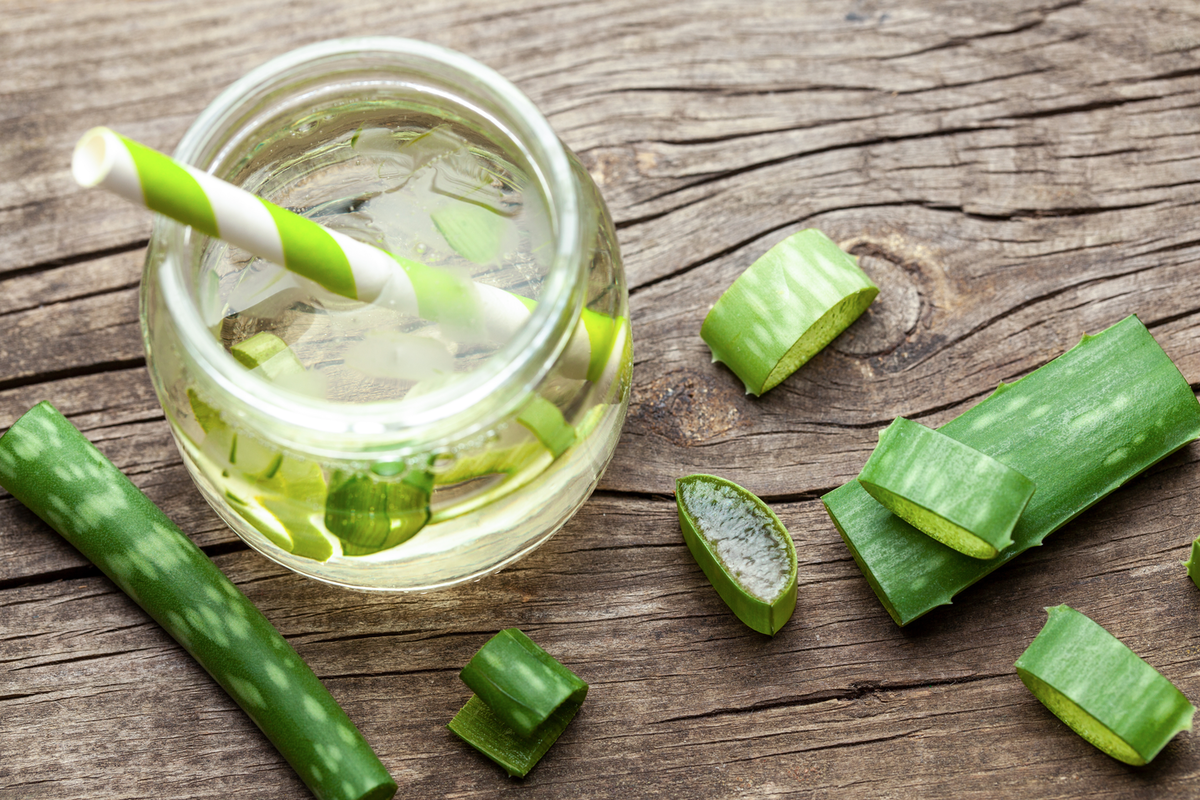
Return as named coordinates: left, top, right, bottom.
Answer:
left=140, top=39, right=631, bottom=591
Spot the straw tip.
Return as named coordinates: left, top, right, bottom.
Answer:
left=72, top=127, right=118, bottom=188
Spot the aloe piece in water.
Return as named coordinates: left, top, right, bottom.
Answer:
left=823, top=316, right=1200, bottom=626
left=324, top=461, right=433, bottom=556
left=858, top=417, right=1035, bottom=559
left=1016, top=605, right=1195, bottom=765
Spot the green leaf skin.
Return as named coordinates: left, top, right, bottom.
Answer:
left=858, top=417, right=1035, bottom=559
left=700, top=229, right=878, bottom=396
left=458, top=629, right=588, bottom=738
left=823, top=316, right=1200, bottom=626
left=516, top=395, right=577, bottom=458
left=1015, top=605, right=1195, bottom=765
left=675, top=474, right=798, bottom=636
left=449, top=629, right=588, bottom=777
left=1186, top=538, right=1200, bottom=590
left=0, top=402, right=396, bottom=800
left=230, top=330, right=290, bottom=369
left=324, top=465, right=433, bottom=556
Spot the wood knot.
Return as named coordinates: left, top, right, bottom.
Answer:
left=829, top=239, right=923, bottom=358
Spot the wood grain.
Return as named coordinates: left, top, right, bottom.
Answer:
left=4, top=0, right=1200, bottom=797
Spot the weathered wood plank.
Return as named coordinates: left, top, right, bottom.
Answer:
left=5, top=0, right=1200, bottom=797
left=4, top=457, right=1200, bottom=798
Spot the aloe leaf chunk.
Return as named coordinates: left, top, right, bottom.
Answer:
left=516, top=395, right=577, bottom=458
left=700, top=228, right=877, bottom=396
left=325, top=463, right=433, bottom=556
left=1183, top=536, right=1200, bottom=590
left=823, top=316, right=1200, bottom=626
left=0, top=402, right=396, bottom=800
left=432, top=200, right=508, bottom=265
left=675, top=474, right=798, bottom=635
left=449, top=629, right=588, bottom=777
left=1016, top=605, right=1195, bottom=765
left=858, top=417, right=1035, bottom=559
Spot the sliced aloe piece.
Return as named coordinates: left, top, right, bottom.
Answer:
left=516, top=395, right=576, bottom=458
left=432, top=201, right=508, bottom=265
left=858, top=417, right=1035, bottom=559
left=1185, top=538, right=1200, bottom=589
left=448, top=629, right=587, bottom=777
left=231, top=330, right=289, bottom=368
left=1016, top=605, right=1195, bottom=765
left=823, top=316, right=1200, bottom=626
left=191, top=333, right=337, bottom=560
left=700, top=229, right=877, bottom=396
left=325, top=462, right=433, bottom=556
left=675, top=474, right=797, bottom=635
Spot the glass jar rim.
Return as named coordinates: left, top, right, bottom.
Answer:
left=153, top=36, right=585, bottom=457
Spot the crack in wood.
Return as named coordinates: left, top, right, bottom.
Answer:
left=0, top=240, right=149, bottom=281
left=654, top=672, right=1006, bottom=726
left=0, top=358, right=148, bottom=394
left=0, top=280, right=142, bottom=321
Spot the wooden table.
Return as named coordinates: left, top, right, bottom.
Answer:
left=4, top=1, right=1200, bottom=797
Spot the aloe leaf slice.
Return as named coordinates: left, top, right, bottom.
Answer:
left=675, top=474, right=797, bottom=635
left=700, top=229, right=877, bottom=396
left=1015, top=605, right=1195, bottom=765
left=325, top=463, right=433, bottom=556
left=432, top=200, right=508, bottom=265
left=1185, top=538, right=1200, bottom=589
left=823, top=315, right=1200, bottom=626
left=449, top=629, right=588, bottom=777
left=516, top=395, right=577, bottom=458
left=858, top=417, right=1035, bottom=559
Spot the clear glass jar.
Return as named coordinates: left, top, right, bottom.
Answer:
left=140, top=38, right=631, bottom=591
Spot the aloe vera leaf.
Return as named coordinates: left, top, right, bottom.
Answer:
left=516, top=395, right=576, bottom=458
left=231, top=330, right=291, bottom=369
left=1185, top=538, right=1200, bottom=589
left=449, top=629, right=587, bottom=777
left=858, top=417, right=1035, bottom=559
left=675, top=474, right=798, bottom=635
left=187, top=387, right=223, bottom=433
left=459, top=629, right=588, bottom=738
left=823, top=315, right=1200, bottom=626
left=432, top=393, right=584, bottom=489
left=432, top=200, right=508, bottom=265
left=700, top=229, right=877, bottom=396
left=0, top=402, right=396, bottom=800
left=433, top=439, right=547, bottom=487
left=1015, top=605, right=1195, bottom=765
left=325, top=463, right=433, bottom=556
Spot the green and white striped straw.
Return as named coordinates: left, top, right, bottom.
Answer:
left=72, top=127, right=609, bottom=381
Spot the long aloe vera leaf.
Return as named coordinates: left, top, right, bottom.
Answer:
left=701, top=229, right=877, bottom=396
left=0, top=402, right=395, bottom=800
left=1015, top=605, right=1195, bottom=765
left=858, top=417, right=1035, bottom=559
left=823, top=315, right=1200, bottom=626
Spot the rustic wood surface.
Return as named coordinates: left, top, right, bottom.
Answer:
left=4, top=0, right=1200, bottom=797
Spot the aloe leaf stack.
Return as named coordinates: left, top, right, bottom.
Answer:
left=824, top=316, right=1200, bottom=626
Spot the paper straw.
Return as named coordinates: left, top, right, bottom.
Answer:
left=72, top=127, right=607, bottom=381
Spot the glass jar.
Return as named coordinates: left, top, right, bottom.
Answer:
left=140, top=38, right=631, bottom=591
